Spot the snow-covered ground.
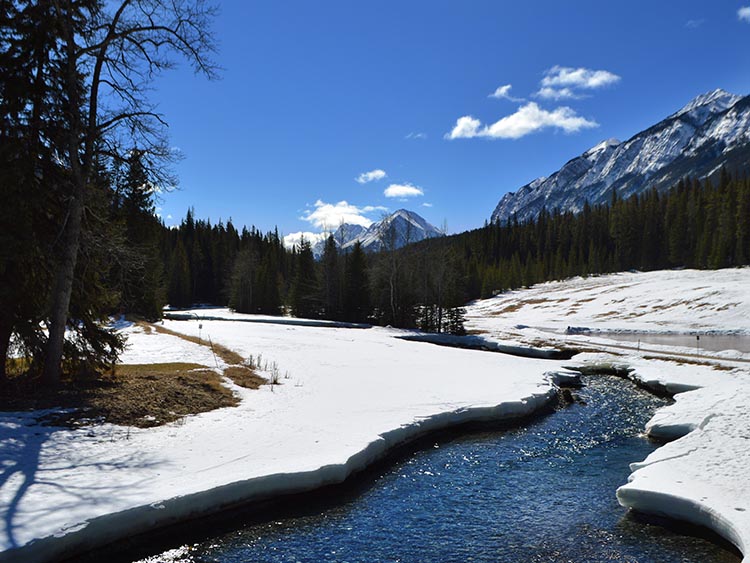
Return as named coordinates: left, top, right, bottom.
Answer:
left=466, top=267, right=750, bottom=362
left=2, top=268, right=750, bottom=562
left=467, top=268, right=750, bottom=333
left=0, top=318, right=568, bottom=562
left=468, top=267, right=750, bottom=561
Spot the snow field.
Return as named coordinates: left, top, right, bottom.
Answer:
left=0, top=317, right=568, bottom=563
left=467, top=269, right=750, bottom=561
left=466, top=268, right=750, bottom=338
left=3, top=268, right=750, bottom=562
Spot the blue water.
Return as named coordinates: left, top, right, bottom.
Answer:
left=133, top=377, right=739, bottom=563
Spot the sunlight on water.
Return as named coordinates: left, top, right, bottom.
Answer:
left=133, top=377, right=740, bottom=563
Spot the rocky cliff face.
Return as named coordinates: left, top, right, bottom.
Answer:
left=491, top=89, right=750, bottom=224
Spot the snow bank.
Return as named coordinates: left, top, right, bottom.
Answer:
left=563, top=353, right=750, bottom=560
left=617, top=374, right=750, bottom=562
left=465, top=269, right=750, bottom=561
left=0, top=318, right=567, bottom=563
left=466, top=267, right=750, bottom=344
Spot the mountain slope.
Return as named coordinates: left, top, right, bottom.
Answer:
left=313, top=209, right=443, bottom=256
left=491, top=89, right=750, bottom=223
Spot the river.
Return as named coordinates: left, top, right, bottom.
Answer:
left=111, top=375, right=741, bottom=563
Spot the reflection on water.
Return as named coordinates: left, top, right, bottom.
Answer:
left=132, top=377, right=740, bottom=563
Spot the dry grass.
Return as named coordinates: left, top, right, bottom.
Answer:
left=143, top=322, right=244, bottom=365
left=1, top=363, right=238, bottom=428
left=1, top=321, right=270, bottom=428
left=143, top=321, right=272, bottom=387
left=224, top=365, right=267, bottom=389
left=641, top=355, right=735, bottom=371
left=489, top=297, right=557, bottom=316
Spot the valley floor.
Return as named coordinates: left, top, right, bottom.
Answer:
left=1, top=267, right=749, bottom=562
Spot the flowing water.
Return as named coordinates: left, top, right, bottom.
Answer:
left=129, top=377, right=740, bottom=563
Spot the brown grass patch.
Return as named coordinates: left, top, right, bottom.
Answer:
left=2, top=321, right=269, bottom=427
left=142, top=321, right=268, bottom=388
left=1, top=363, right=238, bottom=428
left=465, top=329, right=488, bottom=336
left=594, top=310, right=620, bottom=319
left=490, top=297, right=551, bottom=316
left=143, top=322, right=244, bottom=365
left=224, top=365, right=267, bottom=389
left=641, top=355, right=735, bottom=371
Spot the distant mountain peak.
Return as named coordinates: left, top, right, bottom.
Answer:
left=669, top=88, right=741, bottom=120
left=583, top=138, right=621, bottom=158
left=312, top=209, right=443, bottom=256
left=491, top=88, right=750, bottom=224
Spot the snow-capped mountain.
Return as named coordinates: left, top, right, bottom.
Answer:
left=313, top=209, right=443, bottom=256
left=491, top=89, right=750, bottom=224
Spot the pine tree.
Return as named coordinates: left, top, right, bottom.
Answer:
left=320, top=235, right=342, bottom=319
left=343, top=242, right=370, bottom=323
left=168, top=240, right=192, bottom=308
left=289, top=239, right=319, bottom=318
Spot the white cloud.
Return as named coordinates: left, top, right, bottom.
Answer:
left=535, top=86, right=583, bottom=100
left=739, top=6, right=750, bottom=22
left=489, top=84, right=525, bottom=102
left=384, top=183, right=424, bottom=198
left=300, top=200, right=386, bottom=230
left=446, top=102, right=597, bottom=140
left=355, top=169, right=387, bottom=184
left=540, top=65, right=621, bottom=90
left=282, top=231, right=327, bottom=250
left=405, top=132, right=427, bottom=140
left=421, top=202, right=433, bottom=208
left=685, top=18, right=705, bottom=29
left=447, top=116, right=482, bottom=139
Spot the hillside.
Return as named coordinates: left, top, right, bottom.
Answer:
left=492, top=89, right=750, bottom=224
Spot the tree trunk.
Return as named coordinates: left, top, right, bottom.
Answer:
left=42, top=192, right=85, bottom=385
left=0, top=313, right=12, bottom=385
left=43, top=1, right=87, bottom=386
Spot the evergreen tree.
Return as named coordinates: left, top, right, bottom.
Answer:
left=320, top=235, right=342, bottom=319
left=343, top=242, right=370, bottom=323
left=289, top=239, right=319, bottom=318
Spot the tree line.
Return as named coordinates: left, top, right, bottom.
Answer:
left=3, top=1, right=748, bottom=385
left=158, top=167, right=750, bottom=339
left=442, top=169, right=750, bottom=300
left=0, top=0, right=216, bottom=385
left=158, top=212, right=468, bottom=334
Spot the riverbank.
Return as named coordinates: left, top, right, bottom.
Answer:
left=465, top=268, right=750, bottom=562
left=131, top=375, right=739, bottom=563
left=0, top=317, right=572, bottom=563
left=3, top=268, right=749, bottom=563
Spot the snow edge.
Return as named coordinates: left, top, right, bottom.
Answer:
left=616, top=486, right=747, bottom=562
left=1, top=376, right=567, bottom=563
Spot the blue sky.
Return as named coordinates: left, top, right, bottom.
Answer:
left=152, top=1, right=750, bottom=242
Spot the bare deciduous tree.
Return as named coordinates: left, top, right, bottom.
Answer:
left=43, top=0, right=218, bottom=384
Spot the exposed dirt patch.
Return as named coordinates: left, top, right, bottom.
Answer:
left=224, top=365, right=268, bottom=389
left=0, top=363, right=238, bottom=428
left=490, top=298, right=551, bottom=316
left=2, top=322, right=269, bottom=427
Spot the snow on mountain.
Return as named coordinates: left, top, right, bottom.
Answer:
left=312, top=209, right=443, bottom=256
left=491, top=89, right=750, bottom=224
